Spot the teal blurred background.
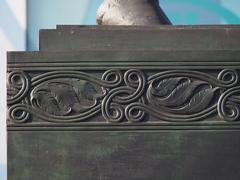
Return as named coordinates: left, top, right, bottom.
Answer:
left=27, top=0, right=240, bottom=50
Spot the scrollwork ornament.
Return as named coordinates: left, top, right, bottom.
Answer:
left=7, top=69, right=240, bottom=124
left=101, top=69, right=123, bottom=88
left=8, top=104, right=30, bottom=123
left=218, top=86, right=240, bottom=122
left=7, top=71, right=30, bottom=105
left=102, top=87, right=129, bottom=123
left=125, top=99, right=146, bottom=122
left=101, top=69, right=146, bottom=122
left=217, top=69, right=239, bottom=88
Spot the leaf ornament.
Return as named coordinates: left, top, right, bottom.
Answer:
left=30, top=80, right=104, bottom=116
left=147, top=77, right=216, bottom=114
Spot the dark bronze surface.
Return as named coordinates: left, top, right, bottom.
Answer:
left=7, top=25, right=240, bottom=180
left=8, top=131, right=240, bottom=180
left=40, top=25, right=240, bottom=51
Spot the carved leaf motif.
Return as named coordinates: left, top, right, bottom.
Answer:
left=31, top=80, right=104, bottom=116
left=178, top=88, right=215, bottom=113
left=33, top=88, right=69, bottom=116
left=151, top=77, right=185, bottom=97
left=147, top=76, right=217, bottom=115
left=153, top=80, right=207, bottom=107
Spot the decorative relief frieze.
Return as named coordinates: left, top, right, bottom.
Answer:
left=7, top=69, right=240, bottom=124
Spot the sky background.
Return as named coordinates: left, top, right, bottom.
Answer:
left=1, top=0, right=240, bottom=179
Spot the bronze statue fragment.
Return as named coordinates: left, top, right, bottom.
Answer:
left=97, top=0, right=171, bottom=25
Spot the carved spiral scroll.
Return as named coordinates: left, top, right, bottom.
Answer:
left=101, top=69, right=123, bottom=87
left=217, top=69, right=239, bottom=87
left=8, top=104, right=30, bottom=123
left=218, top=86, right=240, bottom=122
left=102, top=69, right=146, bottom=122
left=7, top=71, right=30, bottom=105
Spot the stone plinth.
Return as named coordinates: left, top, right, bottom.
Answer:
left=7, top=25, right=240, bottom=180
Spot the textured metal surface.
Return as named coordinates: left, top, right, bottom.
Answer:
left=7, top=26, right=240, bottom=180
